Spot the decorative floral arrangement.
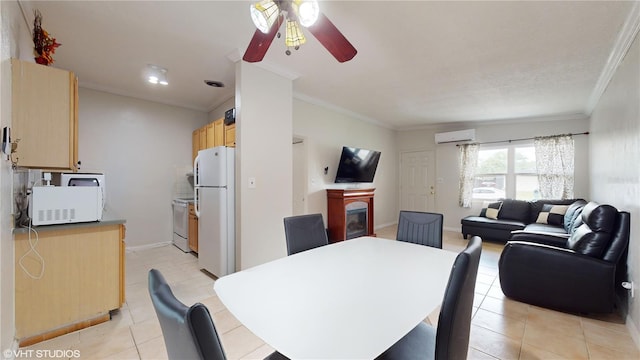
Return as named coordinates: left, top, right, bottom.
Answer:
left=33, top=10, right=61, bottom=66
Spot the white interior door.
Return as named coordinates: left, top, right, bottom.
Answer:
left=400, top=151, right=435, bottom=212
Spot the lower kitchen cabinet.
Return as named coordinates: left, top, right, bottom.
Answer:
left=189, top=203, right=198, bottom=253
left=14, top=222, right=126, bottom=346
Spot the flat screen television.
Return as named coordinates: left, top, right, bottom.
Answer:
left=334, top=146, right=381, bottom=183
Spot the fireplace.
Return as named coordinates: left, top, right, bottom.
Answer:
left=327, top=188, right=375, bottom=242
left=345, top=202, right=368, bottom=239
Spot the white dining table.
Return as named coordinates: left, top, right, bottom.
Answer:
left=213, top=236, right=458, bottom=360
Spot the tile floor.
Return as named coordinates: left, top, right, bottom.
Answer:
left=23, top=227, right=640, bottom=359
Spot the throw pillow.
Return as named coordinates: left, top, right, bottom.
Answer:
left=497, top=199, right=530, bottom=222
left=536, top=204, right=569, bottom=226
left=485, top=201, right=502, bottom=220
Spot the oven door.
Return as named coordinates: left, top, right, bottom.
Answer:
left=172, top=201, right=189, bottom=238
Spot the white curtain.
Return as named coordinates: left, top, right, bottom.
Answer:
left=458, top=143, right=479, bottom=208
left=534, top=134, right=574, bottom=199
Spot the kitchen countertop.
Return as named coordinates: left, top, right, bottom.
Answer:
left=13, top=212, right=126, bottom=234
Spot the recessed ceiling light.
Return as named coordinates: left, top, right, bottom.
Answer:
left=204, top=80, right=225, bottom=88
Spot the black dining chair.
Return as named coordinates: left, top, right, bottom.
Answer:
left=148, top=269, right=226, bottom=360
left=283, top=213, right=329, bottom=255
left=149, top=269, right=291, bottom=360
left=375, top=236, right=482, bottom=360
left=396, top=211, right=444, bottom=248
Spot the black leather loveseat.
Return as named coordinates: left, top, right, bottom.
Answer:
left=499, top=201, right=630, bottom=314
left=461, top=198, right=582, bottom=243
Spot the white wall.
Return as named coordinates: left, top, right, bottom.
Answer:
left=208, top=97, right=234, bottom=122
left=397, top=117, right=591, bottom=230
left=589, top=32, right=640, bottom=345
left=78, top=88, right=208, bottom=248
left=293, top=99, right=398, bottom=229
left=0, top=0, right=36, bottom=352
left=236, top=62, right=292, bottom=269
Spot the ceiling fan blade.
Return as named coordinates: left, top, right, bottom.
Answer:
left=307, top=13, right=357, bottom=63
left=243, top=15, right=284, bottom=63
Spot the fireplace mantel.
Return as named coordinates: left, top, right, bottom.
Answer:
left=327, top=188, right=375, bottom=242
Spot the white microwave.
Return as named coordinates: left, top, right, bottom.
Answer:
left=56, top=172, right=105, bottom=189
left=29, top=186, right=104, bottom=226
left=55, top=172, right=106, bottom=207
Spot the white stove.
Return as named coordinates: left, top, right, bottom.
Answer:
left=172, top=198, right=194, bottom=252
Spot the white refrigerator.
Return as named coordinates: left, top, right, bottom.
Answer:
left=194, top=146, right=235, bottom=278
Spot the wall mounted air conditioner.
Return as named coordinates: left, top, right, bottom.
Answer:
left=434, top=129, right=476, bottom=144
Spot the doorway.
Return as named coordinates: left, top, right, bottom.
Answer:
left=400, top=150, right=436, bottom=212
left=292, top=137, right=307, bottom=215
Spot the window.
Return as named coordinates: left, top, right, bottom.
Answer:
left=472, top=144, right=540, bottom=201
left=514, top=147, right=538, bottom=200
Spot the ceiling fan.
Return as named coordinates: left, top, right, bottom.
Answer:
left=243, top=0, right=357, bottom=63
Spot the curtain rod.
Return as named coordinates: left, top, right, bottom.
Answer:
left=456, top=131, right=589, bottom=146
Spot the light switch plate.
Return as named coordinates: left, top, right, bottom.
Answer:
left=248, top=177, right=256, bottom=188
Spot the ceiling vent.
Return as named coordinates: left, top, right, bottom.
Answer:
left=434, top=129, right=476, bottom=144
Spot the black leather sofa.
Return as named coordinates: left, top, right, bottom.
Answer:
left=461, top=198, right=581, bottom=242
left=499, top=201, right=630, bottom=314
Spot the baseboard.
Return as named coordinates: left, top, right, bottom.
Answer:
left=444, top=226, right=461, bottom=233
left=374, top=221, right=396, bottom=230
left=125, top=241, right=172, bottom=252
left=17, top=313, right=110, bottom=348
left=3, top=339, right=19, bottom=360
left=627, top=314, right=640, bottom=351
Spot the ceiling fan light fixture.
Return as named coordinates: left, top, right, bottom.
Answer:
left=250, top=0, right=280, bottom=34
left=285, top=19, right=306, bottom=48
left=295, top=0, right=319, bottom=27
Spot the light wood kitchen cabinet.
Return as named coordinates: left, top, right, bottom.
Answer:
left=11, top=59, right=78, bottom=171
left=192, top=126, right=207, bottom=163
left=205, top=122, right=216, bottom=148
left=193, top=118, right=229, bottom=161
left=14, top=223, right=126, bottom=346
left=225, top=123, right=236, bottom=147
left=213, top=119, right=224, bottom=146
left=188, top=203, right=198, bottom=253
left=192, top=129, right=200, bottom=163
left=199, top=127, right=207, bottom=151
left=205, top=119, right=225, bottom=148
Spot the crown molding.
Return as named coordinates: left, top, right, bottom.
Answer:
left=397, top=112, right=589, bottom=132
left=586, top=1, right=640, bottom=114
left=78, top=81, right=209, bottom=113
left=293, top=92, right=395, bottom=130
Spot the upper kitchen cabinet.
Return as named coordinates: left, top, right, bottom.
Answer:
left=199, top=127, right=206, bottom=151
left=213, top=119, right=224, bottom=146
left=193, top=118, right=229, bottom=162
left=192, top=129, right=200, bottom=163
left=11, top=59, right=79, bottom=171
left=225, top=123, right=236, bottom=148
left=205, top=119, right=224, bottom=148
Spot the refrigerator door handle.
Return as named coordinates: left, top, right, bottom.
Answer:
left=194, top=187, right=201, bottom=218
left=194, top=153, right=201, bottom=218
left=194, top=153, right=201, bottom=187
